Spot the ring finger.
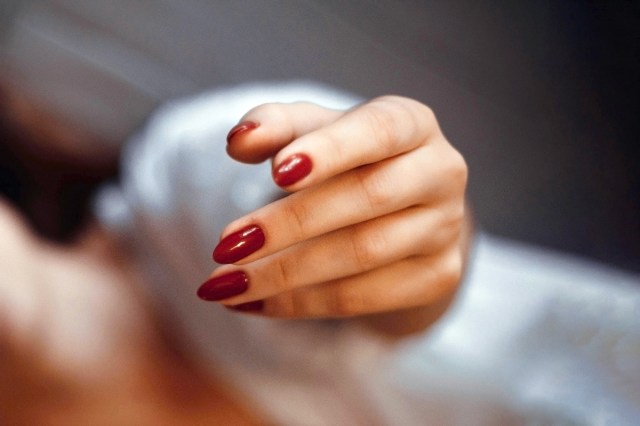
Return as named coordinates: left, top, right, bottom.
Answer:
left=198, top=203, right=461, bottom=305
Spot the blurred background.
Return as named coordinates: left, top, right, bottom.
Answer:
left=0, top=0, right=638, bottom=271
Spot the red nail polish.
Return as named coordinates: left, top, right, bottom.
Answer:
left=197, top=271, right=249, bottom=301
left=273, top=153, right=312, bottom=187
left=213, top=225, right=265, bottom=264
left=226, top=300, right=264, bottom=312
left=227, top=121, right=258, bottom=144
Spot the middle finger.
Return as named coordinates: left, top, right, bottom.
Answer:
left=213, top=143, right=461, bottom=266
left=199, top=203, right=462, bottom=305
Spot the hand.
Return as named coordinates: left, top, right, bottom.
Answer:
left=198, top=96, right=470, bottom=332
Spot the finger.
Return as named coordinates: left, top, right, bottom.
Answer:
left=199, top=205, right=462, bottom=305
left=270, top=96, right=441, bottom=189
left=213, top=143, right=467, bottom=265
left=230, top=250, right=463, bottom=318
left=226, top=102, right=344, bottom=164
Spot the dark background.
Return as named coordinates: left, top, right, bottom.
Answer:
left=1, top=1, right=638, bottom=271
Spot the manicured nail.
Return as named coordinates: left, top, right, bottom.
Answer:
left=273, top=153, right=312, bottom=187
left=197, top=271, right=249, bottom=301
left=226, top=300, right=264, bottom=312
left=213, top=225, right=265, bottom=264
left=227, top=121, right=259, bottom=144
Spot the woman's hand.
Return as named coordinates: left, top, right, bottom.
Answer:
left=198, top=96, right=470, bottom=335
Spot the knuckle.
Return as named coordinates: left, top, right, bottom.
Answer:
left=435, top=147, right=468, bottom=196
left=327, top=286, right=366, bottom=317
left=281, top=200, right=311, bottom=240
left=402, top=97, right=437, bottom=131
left=369, top=96, right=439, bottom=144
left=321, top=126, right=348, bottom=159
left=448, top=149, right=469, bottom=188
left=361, top=102, right=402, bottom=155
left=438, top=252, right=464, bottom=290
left=354, top=165, right=393, bottom=211
left=272, top=256, right=298, bottom=292
left=447, top=206, right=466, bottom=238
left=437, top=202, right=466, bottom=239
left=414, top=102, right=437, bottom=129
left=270, top=291, right=299, bottom=317
left=350, top=224, right=388, bottom=271
left=382, top=95, right=436, bottom=123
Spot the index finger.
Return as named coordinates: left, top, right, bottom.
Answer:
left=271, top=96, right=440, bottom=190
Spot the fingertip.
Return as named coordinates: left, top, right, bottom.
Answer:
left=225, top=143, right=271, bottom=164
left=226, top=118, right=289, bottom=164
left=212, top=224, right=265, bottom=264
left=225, top=120, right=269, bottom=164
left=225, top=101, right=342, bottom=165
left=226, top=121, right=259, bottom=145
left=272, top=153, right=313, bottom=187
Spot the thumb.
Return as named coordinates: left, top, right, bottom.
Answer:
left=225, top=101, right=343, bottom=164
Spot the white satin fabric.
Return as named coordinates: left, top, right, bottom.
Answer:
left=95, top=82, right=640, bottom=425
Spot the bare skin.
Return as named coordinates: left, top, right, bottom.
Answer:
left=204, top=97, right=471, bottom=336
left=0, top=200, right=261, bottom=425
left=0, top=95, right=470, bottom=422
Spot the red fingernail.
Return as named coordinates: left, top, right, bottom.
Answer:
left=226, top=300, right=264, bottom=312
left=213, top=225, right=265, bottom=264
left=227, top=121, right=259, bottom=144
left=273, top=153, right=312, bottom=187
left=197, top=271, right=249, bottom=301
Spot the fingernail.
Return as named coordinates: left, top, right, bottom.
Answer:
left=226, top=300, right=264, bottom=312
left=197, top=271, right=249, bottom=301
left=273, top=153, right=312, bottom=187
left=227, top=121, right=259, bottom=144
left=213, top=224, right=265, bottom=264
